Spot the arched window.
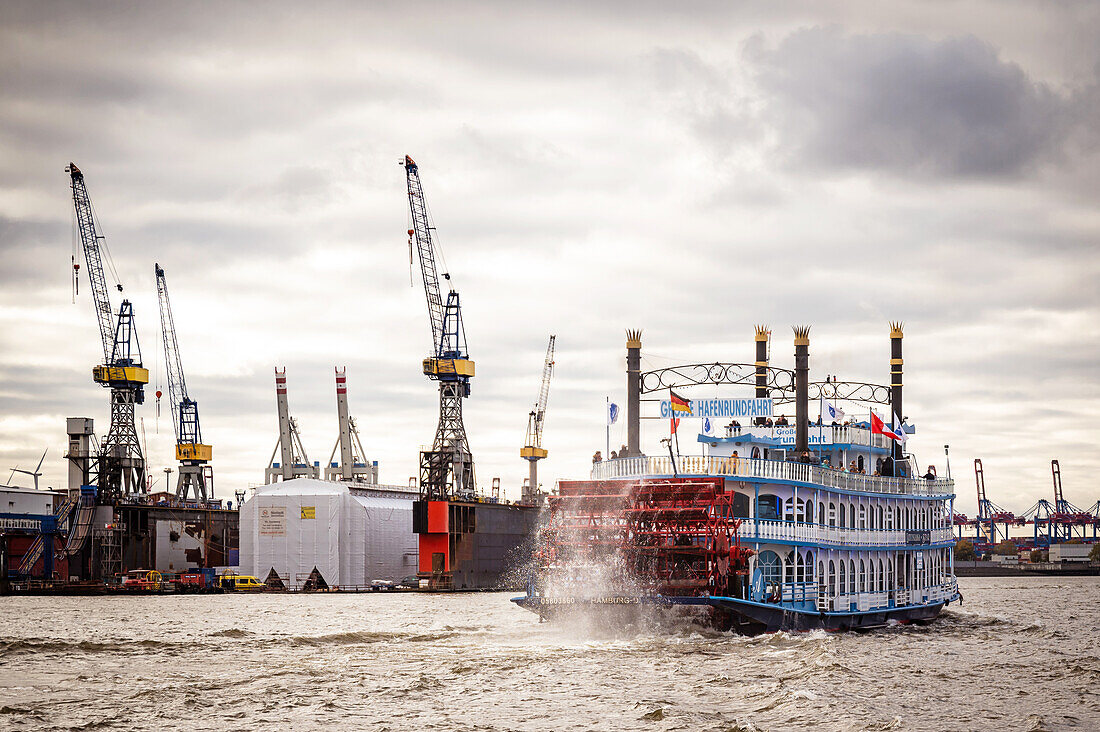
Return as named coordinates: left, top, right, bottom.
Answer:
left=849, top=505, right=856, bottom=528
left=751, top=446, right=761, bottom=459
left=849, top=559, right=856, bottom=594
left=868, top=559, right=875, bottom=594
left=878, top=557, right=885, bottom=592
left=756, top=494, right=780, bottom=521
left=858, top=504, right=867, bottom=530
left=817, top=560, right=824, bottom=587
left=783, top=498, right=795, bottom=523
left=818, top=501, right=825, bottom=525
left=857, top=455, right=864, bottom=472
left=876, top=505, right=883, bottom=531
left=757, top=550, right=781, bottom=587
left=804, top=500, right=814, bottom=524
left=804, top=550, right=815, bottom=582
left=837, top=502, right=845, bottom=528
left=786, top=551, right=796, bottom=583
left=859, top=558, right=866, bottom=593
left=828, top=560, right=836, bottom=596
left=838, top=560, right=846, bottom=596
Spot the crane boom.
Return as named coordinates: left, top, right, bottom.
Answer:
left=155, top=264, right=201, bottom=446
left=68, top=163, right=116, bottom=362
left=404, top=155, right=446, bottom=356
left=525, top=335, right=556, bottom=450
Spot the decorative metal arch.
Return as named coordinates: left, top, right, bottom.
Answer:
left=773, top=380, right=892, bottom=406
left=640, top=362, right=795, bottom=396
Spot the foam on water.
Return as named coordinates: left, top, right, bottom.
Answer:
left=0, top=576, right=1096, bottom=730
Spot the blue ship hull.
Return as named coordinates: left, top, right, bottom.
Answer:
left=511, top=593, right=960, bottom=634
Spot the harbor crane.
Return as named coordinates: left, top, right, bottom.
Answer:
left=154, top=263, right=213, bottom=501
left=403, top=155, right=475, bottom=500
left=520, top=335, right=556, bottom=504
left=264, top=368, right=318, bottom=483
left=325, top=368, right=377, bottom=483
left=67, top=163, right=148, bottom=497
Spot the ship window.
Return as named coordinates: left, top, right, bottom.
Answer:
left=804, top=550, right=814, bottom=582
left=786, top=551, right=796, bottom=583
left=817, top=560, right=824, bottom=587
left=731, top=491, right=750, bottom=518
left=877, top=505, right=883, bottom=531
left=828, top=560, right=836, bottom=595
left=804, top=501, right=814, bottom=523
left=818, top=502, right=825, bottom=525
left=867, top=559, right=875, bottom=593
left=850, top=505, right=856, bottom=528
left=850, top=559, right=856, bottom=594
left=838, top=502, right=846, bottom=528
left=757, top=550, right=781, bottom=587
left=838, top=560, right=846, bottom=595
left=756, top=494, right=779, bottom=521
left=857, top=455, right=864, bottom=472
left=828, top=502, right=836, bottom=528
left=783, top=498, right=794, bottom=523
left=859, top=559, right=866, bottom=593
left=858, top=505, right=866, bottom=530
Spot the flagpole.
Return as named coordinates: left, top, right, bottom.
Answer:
left=606, top=396, right=610, bottom=459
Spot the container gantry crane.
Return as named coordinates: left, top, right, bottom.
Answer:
left=154, top=263, right=213, bottom=501
left=403, top=155, right=475, bottom=500
left=521, top=335, right=556, bottom=504
left=67, top=163, right=148, bottom=498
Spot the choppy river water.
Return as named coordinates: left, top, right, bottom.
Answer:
left=0, top=576, right=1097, bottom=731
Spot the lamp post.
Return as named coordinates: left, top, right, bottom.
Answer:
left=944, top=445, right=951, bottom=480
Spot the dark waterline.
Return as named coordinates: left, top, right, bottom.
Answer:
left=0, top=577, right=1096, bottom=731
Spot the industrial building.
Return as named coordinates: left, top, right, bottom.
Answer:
left=240, top=478, right=418, bottom=589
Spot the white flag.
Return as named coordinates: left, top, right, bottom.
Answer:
left=702, top=416, right=714, bottom=436
left=823, top=402, right=845, bottom=422
left=893, top=413, right=908, bottom=444
left=607, top=402, right=620, bottom=426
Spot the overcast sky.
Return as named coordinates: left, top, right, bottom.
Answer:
left=1, top=1, right=1098, bottom=515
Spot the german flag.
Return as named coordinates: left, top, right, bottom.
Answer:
left=670, top=390, right=692, bottom=413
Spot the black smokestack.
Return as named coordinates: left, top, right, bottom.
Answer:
left=890, top=322, right=904, bottom=463
left=626, top=329, right=642, bottom=458
left=794, top=326, right=811, bottom=460
left=754, top=325, right=769, bottom=426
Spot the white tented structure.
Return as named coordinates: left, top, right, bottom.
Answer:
left=240, top=478, right=417, bottom=589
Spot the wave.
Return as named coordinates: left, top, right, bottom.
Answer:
left=0, top=638, right=195, bottom=656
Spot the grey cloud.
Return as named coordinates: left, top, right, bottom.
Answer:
left=749, top=27, right=1088, bottom=178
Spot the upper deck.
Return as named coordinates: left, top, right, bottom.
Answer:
left=590, top=455, right=955, bottom=498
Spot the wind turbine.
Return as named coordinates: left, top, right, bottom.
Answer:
left=9, top=448, right=47, bottom=490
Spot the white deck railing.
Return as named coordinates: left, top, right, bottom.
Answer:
left=746, top=520, right=955, bottom=547
left=591, top=455, right=953, bottom=497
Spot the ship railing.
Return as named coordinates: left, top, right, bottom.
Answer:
left=591, top=455, right=954, bottom=497
left=747, top=519, right=956, bottom=547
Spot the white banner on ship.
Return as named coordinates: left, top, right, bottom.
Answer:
left=659, top=397, right=773, bottom=420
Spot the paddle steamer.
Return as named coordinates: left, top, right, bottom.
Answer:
left=514, top=325, right=960, bottom=632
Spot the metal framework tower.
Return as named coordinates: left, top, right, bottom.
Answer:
left=155, top=263, right=213, bottom=500
left=521, top=335, right=556, bottom=504
left=325, top=368, right=377, bottom=483
left=265, top=369, right=318, bottom=483
left=404, top=155, right=475, bottom=500
left=67, top=163, right=148, bottom=498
